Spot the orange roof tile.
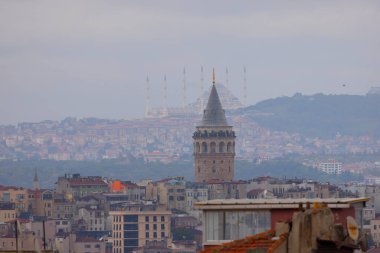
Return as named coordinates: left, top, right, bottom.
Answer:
left=199, top=230, right=288, bottom=253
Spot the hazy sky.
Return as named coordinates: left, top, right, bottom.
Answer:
left=0, top=1, right=379, bottom=124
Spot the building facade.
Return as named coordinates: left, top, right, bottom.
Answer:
left=110, top=203, right=171, bottom=253
left=56, top=174, right=109, bottom=199
left=195, top=198, right=368, bottom=247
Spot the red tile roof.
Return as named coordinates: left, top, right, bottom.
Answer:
left=0, top=185, right=27, bottom=191
left=67, top=178, right=107, bottom=186
left=199, top=230, right=288, bottom=253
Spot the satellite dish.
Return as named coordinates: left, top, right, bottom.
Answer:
left=347, top=216, right=359, bottom=241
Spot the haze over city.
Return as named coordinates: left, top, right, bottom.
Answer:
left=1, top=0, right=379, bottom=124
left=2, top=1, right=380, bottom=253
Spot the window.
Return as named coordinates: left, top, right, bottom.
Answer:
left=146, top=232, right=149, bottom=238
left=202, top=142, right=207, bottom=153
left=124, top=215, right=138, bottom=222
left=84, top=244, right=91, bottom=248
left=219, top=142, right=225, bottom=153
left=210, top=142, right=216, bottom=153
left=153, top=232, right=157, bottom=238
left=161, top=232, right=165, bottom=237
left=205, top=210, right=271, bottom=241
left=145, top=216, right=149, bottom=222
left=161, top=216, right=165, bottom=222
left=124, top=231, right=138, bottom=238
left=153, top=216, right=157, bottom=222
left=161, top=224, right=165, bottom=230
left=124, top=224, right=138, bottom=230
left=124, top=239, right=138, bottom=247
left=153, top=224, right=157, bottom=230
left=145, top=224, right=149, bottom=230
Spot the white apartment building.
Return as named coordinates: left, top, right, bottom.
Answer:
left=318, top=161, right=342, bottom=175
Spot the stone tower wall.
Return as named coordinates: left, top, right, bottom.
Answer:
left=193, top=126, right=235, bottom=182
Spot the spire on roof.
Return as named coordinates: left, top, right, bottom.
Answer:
left=200, top=70, right=229, bottom=126
left=212, top=68, right=216, bottom=85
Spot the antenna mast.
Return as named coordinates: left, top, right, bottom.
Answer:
left=145, top=75, right=150, bottom=117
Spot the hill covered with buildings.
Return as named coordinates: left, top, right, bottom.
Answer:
left=237, top=93, right=380, bottom=138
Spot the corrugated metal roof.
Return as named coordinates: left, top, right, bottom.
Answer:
left=195, top=197, right=369, bottom=210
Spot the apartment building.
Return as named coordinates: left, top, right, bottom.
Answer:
left=146, top=178, right=186, bottom=211
left=0, top=202, right=16, bottom=222
left=110, top=202, right=171, bottom=253
left=56, top=174, right=109, bottom=198
left=0, top=186, right=29, bottom=214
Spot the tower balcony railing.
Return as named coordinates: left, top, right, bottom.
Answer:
left=193, top=131, right=236, bottom=138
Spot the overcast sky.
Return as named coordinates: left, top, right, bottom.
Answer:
left=0, top=0, right=379, bottom=124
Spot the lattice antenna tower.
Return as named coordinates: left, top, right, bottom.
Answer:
left=145, top=75, right=150, bottom=117
left=183, top=67, right=187, bottom=108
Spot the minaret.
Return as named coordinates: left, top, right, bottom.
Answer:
left=182, top=67, right=187, bottom=108
left=145, top=75, right=150, bottom=117
left=33, top=168, right=39, bottom=190
left=193, top=69, right=236, bottom=183
left=163, top=75, right=168, bottom=116
left=200, top=66, right=204, bottom=113
left=225, top=67, right=229, bottom=90
left=243, top=66, right=247, bottom=106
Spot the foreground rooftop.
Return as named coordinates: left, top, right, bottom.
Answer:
left=195, top=197, right=369, bottom=210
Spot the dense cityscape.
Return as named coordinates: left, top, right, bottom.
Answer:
left=1, top=1, right=380, bottom=253
left=0, top=80, right=380, bottom=253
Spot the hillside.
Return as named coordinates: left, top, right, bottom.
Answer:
left=236, top=94, right=380, bottom=138
left=0, top=159, right=362, bottom=188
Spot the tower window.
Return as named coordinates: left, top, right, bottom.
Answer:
left=210, top=142, right=216, bottom=153
left=227, top=142, right=232, bottom=153
left=219, top=142, right=225, bottom=153
left=213, top=160, right=215, bottom=164
left=202, top=142, right=208, bottom=153
left=196, top=143, right=200, bottom=153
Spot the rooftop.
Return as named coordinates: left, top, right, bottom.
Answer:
left=199, top=230, right=286, bottom=253
left=200, top=84, right=229, bottom=127
left=195, top=197, right=369, bottom=210
left=63, top=177, right=108, bottom=187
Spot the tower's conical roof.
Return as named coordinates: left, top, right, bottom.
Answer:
left=200, top=84, right=229, bottom=126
